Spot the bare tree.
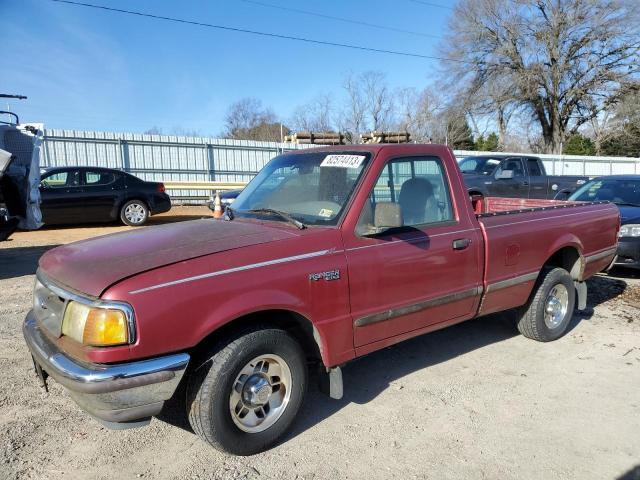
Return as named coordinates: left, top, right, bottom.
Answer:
left=394, top=86, right=450, bottom=143
left=442, top=0, right=640, bottom=153
left=361, top=71, right=394, bottom=132
left=144, top=126, right=163, bottom=135
left=223, top=97, right=287, bottom=142
left=340, top=72, right=368, bottom=142
left=290, top=94, right=335, bottom=133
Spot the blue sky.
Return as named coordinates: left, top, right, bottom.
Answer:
left=2, top=0, right=452, bottom=135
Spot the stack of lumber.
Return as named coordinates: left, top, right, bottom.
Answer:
left=361, top=131, right=411, bottom=144
left=284, top=132, right=345, bottom=145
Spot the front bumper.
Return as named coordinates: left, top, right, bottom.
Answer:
left=23, top=312, right=189, bottom=427
left=616, top=237, right=640, bottom=265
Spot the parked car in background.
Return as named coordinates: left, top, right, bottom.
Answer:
left=459, top=154, right=590, bottom=199
left=207, top=188, right=242, bottom=212
left=39, top=167, right=171, bottom=226
left=569, top=175, right=640, bottom=267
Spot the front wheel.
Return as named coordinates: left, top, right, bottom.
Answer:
left=120, top=200, right=149, bottom=226
left=516, top=267, right=576, bottom=342
left=186, top=327, right=307, bottom=455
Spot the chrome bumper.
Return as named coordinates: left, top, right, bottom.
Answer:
left=23, top=312, right=190, bottom=427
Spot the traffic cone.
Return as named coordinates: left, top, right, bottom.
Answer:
left=212, top=191, right=223, bottom=219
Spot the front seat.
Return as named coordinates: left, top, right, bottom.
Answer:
left=398, top=177, right=435, bottom=225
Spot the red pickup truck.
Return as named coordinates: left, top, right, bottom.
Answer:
left=24, top=144, right=619, bottom=455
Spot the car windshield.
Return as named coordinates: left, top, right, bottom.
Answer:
left=231, top=151, right=370, bottom=226
left=458, top=156, right=502, bottom=175
left=569, top=178, right=640, bottom=206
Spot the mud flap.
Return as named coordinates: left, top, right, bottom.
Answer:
left=574, top=281, right=587, bottom=311
left=318, top=366, right=343, bottom=400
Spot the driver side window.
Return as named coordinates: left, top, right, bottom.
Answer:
left=495, top=159, right=524, bottom=178
left=40, top=170, right=80, bottom=188
left=356, top=156, right=454, bottom=235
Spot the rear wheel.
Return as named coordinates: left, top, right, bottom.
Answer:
left=120, top=200, right=149, bottom=226
left=186, top=327, right=307, bottom=455
left=516, top=267, right=576, bottom=342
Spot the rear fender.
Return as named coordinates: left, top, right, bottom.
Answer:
left=545, top=235, right=585, bottom=279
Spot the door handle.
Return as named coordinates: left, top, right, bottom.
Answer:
left=452, top=238, right=471, bottom=250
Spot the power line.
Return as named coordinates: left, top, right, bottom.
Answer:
left=47, top=0, right=465, bottom=63
left=240, top=0, right=442, bottom=39
left=408, top=0, right=454, bottom=10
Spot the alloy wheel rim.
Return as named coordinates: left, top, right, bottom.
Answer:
left=229, top=354, right=292, bottom=433
left=125, top=203, right=146, bottom=224
left=544, top=284, right=569, bottom=329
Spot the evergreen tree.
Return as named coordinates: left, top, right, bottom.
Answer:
left=563, top=133, right=596, bottom=155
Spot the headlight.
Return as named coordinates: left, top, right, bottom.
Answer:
left=619, top=224, right=640, bottom=238
left=62, top=301, right=130, bottom=346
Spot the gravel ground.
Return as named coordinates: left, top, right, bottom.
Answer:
left=1, top=209, right=639, bottom=480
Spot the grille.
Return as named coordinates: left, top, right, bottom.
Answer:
left=33, top=279, right=67, bottom=337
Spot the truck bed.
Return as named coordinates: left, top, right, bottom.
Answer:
left=474, top=197, right=620, bottom=317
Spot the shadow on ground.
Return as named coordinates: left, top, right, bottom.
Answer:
left=158, top=273, right=628, bottom=447
left=0, top=245, right=60, bottom=280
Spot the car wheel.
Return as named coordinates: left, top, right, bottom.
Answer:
left=516, top=267, right=576, bottom=342
left=186, top=327, right=307, bottom=455
left=120, top=200, right=149, bottom=226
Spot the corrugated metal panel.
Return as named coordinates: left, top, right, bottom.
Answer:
left=40, top=131, right=640, bottom=201
left=40, top=129, right=318, bottom=201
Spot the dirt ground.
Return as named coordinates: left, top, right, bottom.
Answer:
left=1, top=207, right=639, bottom=480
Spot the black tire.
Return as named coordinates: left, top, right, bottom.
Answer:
left=120, top=200, right=149, bottom=226
left=516, top=267, right=576, bottom=342
left=186, top=327, right=307, bottom=455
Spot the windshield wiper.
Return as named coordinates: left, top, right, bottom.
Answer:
left=247, top=208, right=306, bottom=230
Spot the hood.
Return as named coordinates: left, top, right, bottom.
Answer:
left=39, top=219, right=298, bottom=296
left=618, top=205, right=640, bottom=224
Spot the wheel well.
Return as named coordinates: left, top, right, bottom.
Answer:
left=468, top=190, right=483, bottom=197
left=120, top=197, right=148, bottom=210
left=190, top=310, right=324, bottom=366
left=544, top=246, right=583, bottom=280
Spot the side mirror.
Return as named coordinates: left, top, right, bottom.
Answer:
left=496, top=170, right=514, bottom=180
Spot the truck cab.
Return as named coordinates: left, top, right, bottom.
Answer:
left=459, top=154, right=588, bottom=200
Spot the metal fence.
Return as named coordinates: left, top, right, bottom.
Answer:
left=40, top=129, right=640, bottom=201
left=40, top=129, right=316, bottom=201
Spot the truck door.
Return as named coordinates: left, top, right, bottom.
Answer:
left=525, top=157, right=547, bottom=198
left=343, top=154, right=483, bottom=349
left=493, top=158, right=529, bottom=197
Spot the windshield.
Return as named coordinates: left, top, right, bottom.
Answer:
left=569, top=178, right=640, bottom=206
left=458, top=156, right=502, bottom=175
left=232, top=151, right=370, bottom=226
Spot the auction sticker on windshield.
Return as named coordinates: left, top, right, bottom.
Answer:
left=320, top=154, right=366, bottom=169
